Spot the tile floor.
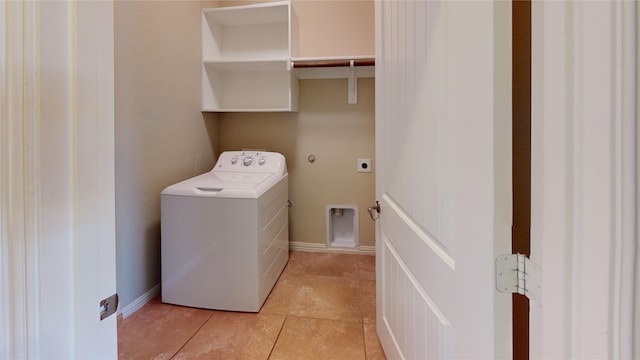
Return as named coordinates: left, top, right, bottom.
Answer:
left=118, top=251, right=387, bottom=360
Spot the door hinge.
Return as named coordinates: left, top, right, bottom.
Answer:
left=100, top=293, right=119, bottom=321
left=495, top=254, right=540, bottom=301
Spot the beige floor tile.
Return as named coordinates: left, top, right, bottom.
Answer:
left=284, top=251, right=360, bottom=279
left=117, top=296, right=213, bottom=360
left=260, top=271, right=298, bottom=315
left=358, top=255, right=376, bottom=281
left=270, top=316, right=366, bottom=360
left=360, top=280, right=376, bottom=324
left=364, top=323, right=387, bottom=360
left=289, top=275, right=361, bottom=322
left=118, top=254, right=385, bottom=359
left=173, top=311, right=286, bottom=360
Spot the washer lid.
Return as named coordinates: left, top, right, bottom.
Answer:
left=170, top=171, right=273, bottom=190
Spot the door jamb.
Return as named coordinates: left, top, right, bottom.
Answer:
left=512, top=1, right=531, bottom=358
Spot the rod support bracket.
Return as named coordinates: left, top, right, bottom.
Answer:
left=348, top=60, right=357, bottom=104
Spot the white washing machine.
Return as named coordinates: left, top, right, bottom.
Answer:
left=161, top=151, right=289, bottom=312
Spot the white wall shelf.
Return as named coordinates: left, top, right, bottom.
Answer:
left=201, top=1, right=376, bottom=112
left=201, top=1, right=298, bottom=112
left=203, top=59, right=290, bottom=72
left=203, top=2, right=288, bottom=26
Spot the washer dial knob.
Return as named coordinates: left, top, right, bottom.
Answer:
left=243, top=157, right=253, bottom=166
left=259, top=158, right=266, bottom=165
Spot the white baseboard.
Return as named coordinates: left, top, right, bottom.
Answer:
left=289, top=241, right=376, bottom=255
left=118, top=283, right=160, bottom=319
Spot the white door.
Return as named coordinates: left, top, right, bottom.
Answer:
left=530, top=1, right=637, bottom=358
left=0, top=1, right=117, bottom=357
left=375, top=1, right=513, bottom=358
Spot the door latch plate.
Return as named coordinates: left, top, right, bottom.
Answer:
left=100, top=293, right=119, bottom=321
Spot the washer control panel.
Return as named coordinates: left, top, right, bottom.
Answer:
left=232, top=153, right=264, bottom=167
left=213, top=151, right=287, bottom=176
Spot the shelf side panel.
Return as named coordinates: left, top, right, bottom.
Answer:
left=202, top=64, right=222, bottom=110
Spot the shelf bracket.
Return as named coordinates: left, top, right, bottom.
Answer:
left=348, top=60, right=357, bottom=105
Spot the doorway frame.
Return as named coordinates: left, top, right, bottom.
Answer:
left=0, top=1, right=40, bottom=356
left=529, top=1, right=638, bottom=357
left=0, top=1, right=117, bottom=358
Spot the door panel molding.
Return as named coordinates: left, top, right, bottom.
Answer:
left=379, top=229, right=454, bottom=359
left=382, top=195, right=454, bottom=268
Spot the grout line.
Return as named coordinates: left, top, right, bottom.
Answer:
left=359, top=272, right=369, bottom=360
left=362, top=321, right=369, bottom=360
left=284, top=314, right=364, bottom=325
left=169, top=310, right=216, bottom=359
left=266, top=312, right=290, bottom=359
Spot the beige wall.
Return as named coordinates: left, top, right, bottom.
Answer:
left=115, top=0, right=218, bottom=308
left=219, top=78, right=376, bottom=248
left=292, top=0, right=374, bottom=58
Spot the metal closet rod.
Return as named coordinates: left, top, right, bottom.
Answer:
left=292, top=58, right=375, bottom=68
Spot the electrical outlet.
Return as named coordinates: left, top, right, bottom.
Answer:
left=357, top=159, right=372, bottom=173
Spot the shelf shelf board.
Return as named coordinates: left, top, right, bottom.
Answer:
left=203, top=1, right=289, bottom=27
left=203, top=59, right=289, bottom=72
left=202, top=107, right=295, bottom=113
